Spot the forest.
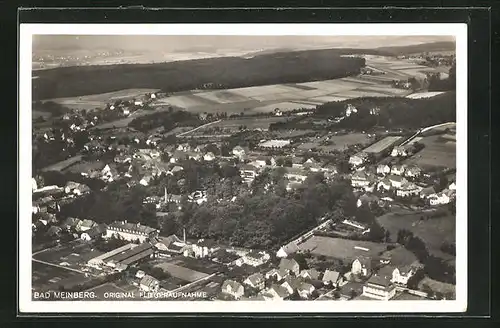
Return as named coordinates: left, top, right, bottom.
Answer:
left=270, top=91, right=456, bottom=132
left=32, top=49, right=365, bottom=100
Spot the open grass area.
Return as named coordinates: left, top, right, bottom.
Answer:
left=405, top=134, right=456, bottom=169
left=32, top=260, right=92, bottom=293
left=155, top=260, right=210, bottom=283
left=297, top=235, right=389, bottom=260
left=41, top=155, right=83, bottom=172
left=297, top=133, right=373, bottom=152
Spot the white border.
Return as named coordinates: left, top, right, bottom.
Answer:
left=19, top=23, right=467, bottom=314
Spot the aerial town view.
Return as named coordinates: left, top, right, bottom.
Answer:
left=29, top=34, right=458, bottom=303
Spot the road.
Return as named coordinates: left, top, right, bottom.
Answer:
left=167, top=272, right=218, bottom=293
left=176, top=120, right=222, bottom=137
left=400, top=121, right=455, bottom=147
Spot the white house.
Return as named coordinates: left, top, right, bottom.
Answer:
left=404, top=166, right=422, bottom=178
left=322, top=269, right=342, bottom=287
left=391, top=164, right=407, bottom=176
left=449, top=182, right=456, bottom=191
left=106, top=221, right=159, bottom=243
left=279, top=258, right=300, bottom=276
left=140, top=174, right=154, bottom=186
left=276, top=242, right=299, bottom=258
left=361, top=275, right=396, bottom=300
left=351, top=257, right=372, bottom=277
left=203, top=152, right=215, bottom=161
left=232, top=146, right=247, bottom=159
left=299, top=268, right=320, bottom=280
left=349, top=153, right=367, bottom=167
left=192, top=239, right=219, bottom=258
left=351, top=171, right=372, bottom=188
left=265, top=268, right=289, bottom=282
left=240, top=251, right=270, bottom=267
left=261, top=284, right=290, bottom=300
left=297, top=282, right=315, bottom=299
left=429, top=192, right=451, bottom=205
left=378, top=264, right=420, bottom=286
left=139, top=275, right=160, bottom=292
left=396, top=182, right=422, bottom=197
left=221, top=280, right=244, bottom=299
left=377, top=164, right=391, bottom=175
left=387, top=175, right=407, bottom=189
left=244, top=273, right=265, bottom=290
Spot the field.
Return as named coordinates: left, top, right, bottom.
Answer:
left=33, top=239, right=104, bottom=269
left=63, top=160, right=106, bottom=174
left=186, top=116, right=288, bottom=136
left=32, top=260, right=92, bottom=293
left=154, top=262, right=209, bottom=283
left=297, top=235, right=389, bottom=260
left=405, top=134, right=456, bottom=168
left=44, top=89, right=160, bottom=110
left=375, top=209, right=455, bottom=260
left=297, top=133, right=373, bottom=152
left=154, top=256, right=221, bottom=283
left=33, top=110, right=52, bottom=120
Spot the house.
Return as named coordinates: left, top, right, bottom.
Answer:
left=322, top=269, right=342, bottom=287
left=396, top=182, right=422, bottom=197
left=169, top=151, right=187, bottom=163
left=391, top=146, right=407, bottom=157
left=361, top=275, right=397, bottom=300
left=139, top=275, right=160, bottom=292
left=261, top=284, right=291, bottom=300
left=60, top=217, right=81, bottom=231
left=280, top=276, right=303, bottom=294
left=203, top=152, right=216, bottom=161
left=429, top=192, right=451, bottom=205
left=192, top=239, right=220, bottom=258
left=106, top=221, right=159, bottom=243
left=253, top=156, right=276, bottom=167
left=265, top=268, right=289, bottom=282
left=101, top=164, right=119, bottom=182
left=291, top=156, right=305, bottom=169
left=243, top=273, right=265, bottom=290
left=357, top=193, right=379, bottom=208
left=114, top=154, right=132, bottom=164
left=349, top=153, right=368, bottom=167
left=139, top=174, right=154, bottom=186
left=420, top=186, right=436, bottom=199
left=351, top=257, right=372, bottom=277
left=404, top=166, right=422, bottom=178
left=135, top=270, right=146, bottom=279
left=168, top=166, right=184, bottom=175
left=64, top=181, right=91, bottom=196
left=387, top=174, right=407, bottom=189
left=76, top=219, right=97, bottom=232
left=377, top=264, right=418, bottom=287
left=232, top=146, right=248, bottom=159
left=449, top=182, right=456, bottom=191
left=297, top=282, right=315, bottom=299
left=299, top=268, right=320, bottom=280
left=240, top=164, right=259, bottom=184
left=377, top=164, right=391, bottom=175
left=241, top=250, right=270, bottom=267
left=351, top=171, right=372, bottom=188
left=339, top=281, right=364, bottom=300
left=46, top=225, right=62, bottom=237
left=391, top=164, right=407, bottom=176
left=279, top=258, right=300, bottom=276
left=284, top=167, right=308, bottom=183
left=221, top=280, right=244, bottom=299
left=276, top=242, right=299, bottom=258
left=81, top=224, right=107, bottom=241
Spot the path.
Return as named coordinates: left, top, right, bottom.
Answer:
left=176, top=120, right=222, bottom=137
left=167, top=272, right=217, bottom=293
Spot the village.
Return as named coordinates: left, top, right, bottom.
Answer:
left=31, top=47, right=457, bottom=302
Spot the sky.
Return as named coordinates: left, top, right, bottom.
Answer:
left=33, top=35, right=455, bottom=53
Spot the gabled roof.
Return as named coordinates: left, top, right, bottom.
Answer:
left=268, top=284, right=290, bottom=298
left=245, top=273, right=265, bottom=286
left=222, top=280, right=243, bottom=291
left=300, top=268, right=320, bottom=280
left=282, top=276, right=302, bottom=290
left=366, top=275, right=392, bottom=288
left=322, top=269, right=341, bottom=283
left=140, top=275, right=159, bottom=288
left=279, top=258, right=300, bottom=272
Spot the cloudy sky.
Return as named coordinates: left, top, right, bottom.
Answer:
left=33, top=35, right=455, bottom=53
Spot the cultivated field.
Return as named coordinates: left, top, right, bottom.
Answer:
left=186, top=116, right=288, bottom=135
left=405, top=134, right=456, bottom=169
left=32, top=261, right=92, bottom=293
left=44, top=88, right=160, bottom=110
left=34, top=239, right=103, bottom=269
left=32, top=110, right=52, bottom=120
left=41, top=155, right=83, bottom=172
left=297, top=133, right=373, bottom=152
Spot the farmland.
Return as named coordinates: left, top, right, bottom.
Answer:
left=405, top=134, right=456, bottom=169
left=297, top=133, right=373, bottom=152
left=43, top=89, right=160, bottom=111
left=184, top=116, right=289, bottom=136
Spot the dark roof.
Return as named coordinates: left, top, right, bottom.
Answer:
left=366, top=275, right=393, bottom=288
left=108, top=242, right=154, bottom=264
left=279, top=258, right=299, bottom=271
left=197, top=239, right=218, bottom=248
left=108, top=221, right=156, bottom=235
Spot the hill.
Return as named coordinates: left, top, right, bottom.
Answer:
left=375, top=41, right=456, bottom=55
left=32, top=49, right=365, bottom=100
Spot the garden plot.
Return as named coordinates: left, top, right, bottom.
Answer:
left=194, top=90, right=251, bottom=104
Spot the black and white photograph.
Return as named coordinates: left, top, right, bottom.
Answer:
left=19, top=23, right=467, bottom=313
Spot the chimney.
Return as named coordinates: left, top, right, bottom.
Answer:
left=183, top=228, right=186, bottom=243
left=164, top=187, right=167, bottom=203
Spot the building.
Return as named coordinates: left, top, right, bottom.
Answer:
left=140, top=275, right=160, bottom=292
left=322, top=269, right=342, bottom=287
left=361, top=275, right=397, bottom=300
left=351, top=257, right=372, bottom=277
left=387, top=174, right=407, bottom=189
left=265, top=268, right=289, bottom=282
left=357, top=193, right=379, bottom=208
left=280, top=276, right=303, bottom=294
left=232, top=146, right=248, bottom=159
left=276, top=242, right=299, bottom=258
left=429, top=192, right=451, bottom=205
left=279, top=258, right=300, bottom=276
left=261, top=284, right=290, bottom=300
left=192, top=239, right=220, bottom=258
left=299, top=268, right=320, bottom=280
left=420, top=186, right=436, bottom=199
left=396, top=182, right=422, bottom=197
left=240, top=251, right=270, bottom=267
left=203, top=152, right=215, bottom=161
left=362, top=136, right=403, bottom=156
left=351, top=171, right=372, bottom=188
left=77, top=219, right=97, bottom=232
left=64, top=181, right=90, bottom=195
left=349, top=152, right=368, bottom=167
left=284, top=167, right=309, bottom=183
left=258, top=139, right=291, bottom=149
left=377, top=164, right=391, bottom=175
left=60, top=217, right=82, bottom=231
left=240, top=164, right=259, bottom=184
left=244, top=273, right=265, bottom=290
left=404, top=166, right=422, bottom=178
left=106, top=221, right=159, bottom=243
left=81, top=224, right=107, bottom=241
left=390, top=164, right=407, bottom=176
left=87, top=243, right=136, bottom=269
left=377, top=178, right=392, bottom=191
left=221, top=280, right=244, bottom=299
